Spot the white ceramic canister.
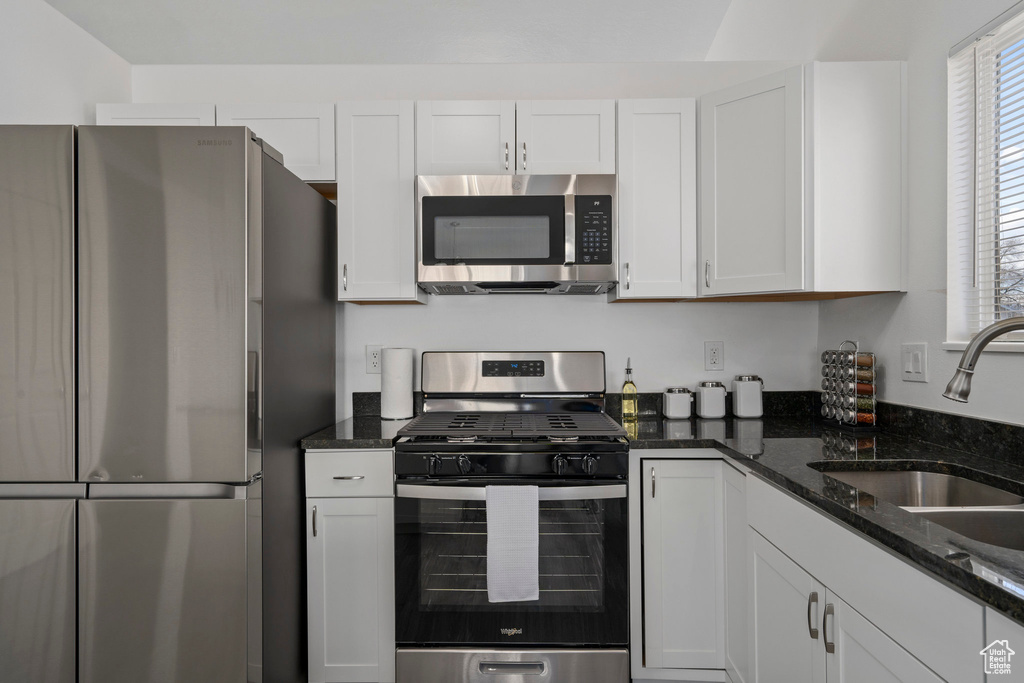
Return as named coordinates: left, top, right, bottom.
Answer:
left=732, top=374, right=764, bottom=418
left=662, top=387, right=693, bottom=419
left=695, top=381, right=726, bottom=419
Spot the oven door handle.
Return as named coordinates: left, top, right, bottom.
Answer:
left=395, top=483, right=626, bottom=501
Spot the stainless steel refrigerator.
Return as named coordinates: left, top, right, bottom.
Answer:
left=0, top=125, right=336, bottom=683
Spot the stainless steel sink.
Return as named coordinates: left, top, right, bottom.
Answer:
left=907, top=508, right=1024, bottom=552
left=818, top=469, right=1024, bottom=507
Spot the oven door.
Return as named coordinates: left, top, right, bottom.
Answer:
left=394, top=479, right=627, bottom=647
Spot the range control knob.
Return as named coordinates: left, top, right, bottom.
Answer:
left=582, top=456, right=598, bottom=475
left=552, top=455, right=568, bottom=476
left=457, top=454, right=472, bottom=475
left=428, top=455, right=442, bottom=476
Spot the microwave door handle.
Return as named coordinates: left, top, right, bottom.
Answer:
left=396, top=483, right=626, bottom=501
left=564, top=195, right=576, bottom=265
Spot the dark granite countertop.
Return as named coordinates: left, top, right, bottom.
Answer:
left=302, top=412, right=1024, bottom=623
left=629, top=415, right=1024, bottom=625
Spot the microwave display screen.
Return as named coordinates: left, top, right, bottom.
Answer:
left=434, top=215, right=550, bottom=260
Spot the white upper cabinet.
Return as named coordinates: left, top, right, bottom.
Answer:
left=613, top=99, right=697, bottom=300
left=415, top=100, right=614, bottom=175
left=96, top=103, right=216, bottom=126
left=216, top=103, right=336, bottom=181
left=514, top=100, right=615, bottom=175
left=700, top=62, right=906, bottom=297
left=416, top=101, right=515, bottom=175
left=337, top=101, right=425, bottom=303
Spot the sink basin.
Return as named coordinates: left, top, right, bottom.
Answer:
left=817, top=469, right=1024, bottom=507
left=908, top=508, right=1024, bottom=551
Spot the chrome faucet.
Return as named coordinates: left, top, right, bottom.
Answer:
left=943, top=317, right=1024, bottom=402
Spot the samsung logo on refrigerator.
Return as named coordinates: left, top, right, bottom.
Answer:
left=197, top=139, right=233, bottom=146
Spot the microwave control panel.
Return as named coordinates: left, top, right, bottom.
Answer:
left=575, top=195, right=613, bottom=265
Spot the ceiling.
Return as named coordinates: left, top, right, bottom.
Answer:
left=41, top=0, right=733, bottom=65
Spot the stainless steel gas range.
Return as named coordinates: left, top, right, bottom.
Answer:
left=393, top=351, right=629, bottom=683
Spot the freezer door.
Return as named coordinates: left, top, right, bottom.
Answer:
left=0, top=125, right=75, bottom=481
left=77, top=126, right=257, bottom=483
left=0, top=498, right=77, bottom=683
left=79, top=497, right=251, bottom=683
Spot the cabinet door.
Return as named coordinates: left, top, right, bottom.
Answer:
left=723, top=462, right=749, bottom=683
left=643, top=459, right=724, bottom=670
left=614, top=99, right=696, bottom=299
left=307, top=498, right=395, bottom=683
left=337, top=101, right=424, bottom=302
left=984, top=608, right=1024, bottom=683
left=825, top=592, right=943, bottom=683
left=749, top=529, right=824, bottom=683
left=415, top=101, right=515, bottom=175
left=515, top=100, right=615, bottom=175
left=700, top=67, right=804, bottom=295
left=95, top=103, right=215, bottom=126
left=216, top=103, right=335, bottom=181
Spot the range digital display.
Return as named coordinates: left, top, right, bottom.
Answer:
left=483, top=360, right=545, bottom=377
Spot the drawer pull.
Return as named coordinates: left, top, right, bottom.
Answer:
left=312, top=505, right=317, bottom=537
left=333, top=475, right=365, bottom=480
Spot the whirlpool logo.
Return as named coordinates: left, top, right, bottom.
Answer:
left=500, top=627, right=523, bottom=636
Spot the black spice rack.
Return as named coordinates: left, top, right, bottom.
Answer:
left=820, top=340, right=878, bottom=431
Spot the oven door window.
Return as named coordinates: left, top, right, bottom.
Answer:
left=421, top=195, right=566, bottom=266
left=394, top=480, right=628, bottom=647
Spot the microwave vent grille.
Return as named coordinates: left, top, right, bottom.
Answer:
left=565, top=284, right=604, bottom=295
left=433, top=284, right=471, bottom=295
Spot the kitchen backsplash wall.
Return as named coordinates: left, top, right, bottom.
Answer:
left=337, top=295, right=819, bottom=419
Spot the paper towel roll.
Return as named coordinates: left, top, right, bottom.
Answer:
left=381, top=347, right=414, bottom=419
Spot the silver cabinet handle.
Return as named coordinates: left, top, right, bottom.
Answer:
left=505, top=142, right=509, bottom=170
left=651, top=467, right=656, bottom=498
left=343, top=263, right=348, bottom=291
left=312, top=505, right=317, bottom=537
left=705, top=260, right=711, bottom=288
left=522, top=141, right=527, bottom=171
left=625, top=262, right=631, bottom=290
left=333, top=475, right=365, bottom=480
left=807, top=591, right=819, bottom=639
left=823, top=603, right=835, bottom=654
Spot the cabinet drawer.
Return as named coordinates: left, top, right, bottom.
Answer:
left=305, top=450, right=393, bottom=498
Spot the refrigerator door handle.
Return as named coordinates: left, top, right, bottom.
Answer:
left=0, top=483, right=87, bottom=499
left=87, top=483, right=251, bottom=500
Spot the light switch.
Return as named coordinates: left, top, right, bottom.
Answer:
left=901, top=343, right=928, bottom=383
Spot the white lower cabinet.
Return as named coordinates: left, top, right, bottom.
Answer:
left=749, top=530, right=824, bottom=683
left=750, top=530, right=941, bottom=683
left=630, top=450, right=745, bottom=682
left=748, top=475, right=985, bottom=683
left=306, top=450, right=395, bottom=683
left=984, top=608, right=1024, bottom=683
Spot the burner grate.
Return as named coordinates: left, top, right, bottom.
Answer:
left=398, top=411, right=625, bottom=439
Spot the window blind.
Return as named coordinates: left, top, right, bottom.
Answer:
left=949, top=11, right=1024, bottom=340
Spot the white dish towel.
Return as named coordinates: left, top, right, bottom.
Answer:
left=486, top=485, right=539, bottom=603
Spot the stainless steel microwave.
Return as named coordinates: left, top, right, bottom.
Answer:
left=416, top=174, right=617, bottom=294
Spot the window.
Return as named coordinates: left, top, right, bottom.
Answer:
left=948, top=10, right=1024, bottom=342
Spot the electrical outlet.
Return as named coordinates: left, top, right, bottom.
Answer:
left=366, top=345, right=382, bottom=374
left=705, top=341, right=724, bottom=371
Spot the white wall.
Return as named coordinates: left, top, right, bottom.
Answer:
left=810, top=0, right=1024, bottom=426
left=0, top=0, right=130, bottom=124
